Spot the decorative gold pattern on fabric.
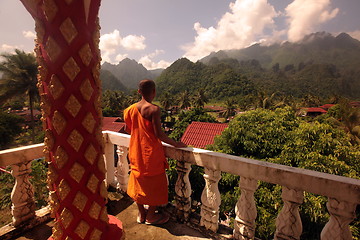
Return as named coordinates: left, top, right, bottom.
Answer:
left=65, top=95, right=81, bottom=117
left=49, top=191, right=60, bottom=218
left=100, top=207, right=109, bottom=222
left=40, top=93, right=51, bottom=116
left=73, top=191, right=87, bottom=212
left=82, top=112, right=96, bottom=133
left=74, top=220, right=90, bottom=239
left=92, top=65, right=100, bottom=85
left=67, top=130, right=83, bottom=152
left=79, top=44, right=92, bottom=66
left=44, top=129, right=54, bottom=150
left=90, top=228, right=102, bottom=240
left=60, top=208, right=73, bottom=229
left=84, top=144, right=97, bottom=165
left=100, top=181, right=107, bottom=199
left=52, top=221, right=63, bottom=240
left=89, top=202, right=101, bottom=219
left=80, top=78, right=93, bottom=101
left=52, top=111, right=66, bottom=135
left=63, top=57, right=80, bottom=81
left=45, top=37, right=61, bottom=62
left=95, top=126, right=104, bottom=149
left=43, top=0, right=58, bottom=22
left=49, top=74, right=64, bottom=100
left=60, top=18, right=78, bottom=44
left=58, top=179, right=70, bottom=201
left=55, top=146, right=68, bottom=169
left=87, top=174, right=99, bottom=194
left=97, top=155, right=106, bottom=174
left=47, top=163, right=58, bottom=185
left=69, top=162, right=85, bottom=183
left=35, top=21, right=45, bottom=43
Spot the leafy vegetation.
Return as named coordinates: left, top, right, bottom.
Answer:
left=0, top=50, right=39, bottom=140
left=208, top=107, right=360, bottom=239
left=0, top=111, right=24, bottom=150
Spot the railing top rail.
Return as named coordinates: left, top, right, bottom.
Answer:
left=104, top=131, right=360, bottom=204
left=0, top=143, right=44, bottom=167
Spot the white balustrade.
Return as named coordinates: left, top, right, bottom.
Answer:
left=275, top=187, right=304, bottom=240
left=115, top=145, right=129, bottom=192
left=234, top=177, right=258, bottom=240
left=175, top=159, right=192, bottom=222
left=200, top=168, right=221, bottom=232
left=321, top=198, right=357, bottom=240
left=1, top=132, right=360, bottom=240
left=0, top=144, right=43, bottom=227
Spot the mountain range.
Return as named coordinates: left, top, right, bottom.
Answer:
left=101, top=32, right=360, bottom=99
left=201, top=32, right=360, bottom=70
left=101, top=58, right=162, bottom=92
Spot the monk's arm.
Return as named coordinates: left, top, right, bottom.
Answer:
left=152, top=106, right=186, bottom=148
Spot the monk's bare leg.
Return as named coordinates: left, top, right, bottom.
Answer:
left=145, top=205, right=169, bottom=225
left=136, top=203, right=147, bottom=223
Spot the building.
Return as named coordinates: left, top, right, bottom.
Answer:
left=181, top=121, right=228, bottom=149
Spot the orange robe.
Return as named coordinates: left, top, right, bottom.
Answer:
left=124, top=103, right=169, bottom=206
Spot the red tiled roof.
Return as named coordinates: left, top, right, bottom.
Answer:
left=181, top=121, right=228, bottom=149
left=306, top=107, right=327, bottom=113
left=204, top=105, right=225, bottom=112
left=102, top=117, right=126, bottom=132
left=319, top=104, right=335, bottom=109
left=350, top=101, right=360, bottom=107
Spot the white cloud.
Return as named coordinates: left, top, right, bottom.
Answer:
left=99, top=29, right=146, bottom=63
left=0, top=44, right=19, bottom=53
left=115, top=53, right=129, bottom=62
left=121, top=35, right=146, bottom=50
left=183, top=0, right=277, bottom=62
left=139, top=50, right=171, bottom=70
left=22, top=30, right=36, bottom=40
left=285, top=0, right=339, bottom=42
left=348, top=30, right=360, bottom=41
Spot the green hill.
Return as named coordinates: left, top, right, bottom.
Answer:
left=156, top=32, right=360, bottom=100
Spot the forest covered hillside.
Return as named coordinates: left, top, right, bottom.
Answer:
left=101, top=58, right=163, bottom=90
left=156, top=32, right=360, bottom=100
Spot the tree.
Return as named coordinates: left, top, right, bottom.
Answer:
left=209, top=107, right=360, bottom=239
left=178, top=90, right=191, bottom=110
left=326, top=99, right=360, bottom=145
left=220, top=99, right=237, bottom=122
left=0, top=111, right=24, bottom=149
left=102, top=90, right=129, bottom=117
left=192, top=89, right=208, bottom=109
left=0, top=49, right=38, bottom=138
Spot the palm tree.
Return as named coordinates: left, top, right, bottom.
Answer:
left=192, top=89, right=208, bottom=109
left=178, top=90, right=191, bottom=110
left=335, top=99, right=360, bottom=145
left=221, top=99, right=237, bottom=122
left=0, top=49, right=39, bottom=138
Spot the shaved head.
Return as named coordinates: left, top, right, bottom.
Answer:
left=138, top=79, right=155, bottom=97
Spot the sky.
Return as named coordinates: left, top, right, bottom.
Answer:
left=0, top=0, right=359, bottom=70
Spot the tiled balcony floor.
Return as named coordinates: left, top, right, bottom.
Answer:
left=11, top=192, right=216, bottom=240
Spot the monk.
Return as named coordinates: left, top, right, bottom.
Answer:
left=124, top=79, right=187, bottom=225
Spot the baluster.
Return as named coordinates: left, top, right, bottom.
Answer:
left=275, top=187, right=304, bottom=240
left=320, top=198, right=356, bottom=240
left=115, top=145, right=129, bottom=192
left=175, top=160, right=192, bottom=222
left=200, top=168, right=221, bottom=232
left=234, top=177, right=258, bottom=240
left=103, top=135, right=116, bottom=187
left=11, top=160, right=36, bottom=227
